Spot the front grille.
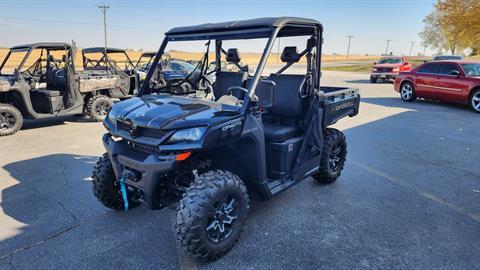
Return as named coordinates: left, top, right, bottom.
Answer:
left=117, top=120, right=131, bottom=132
left=377, top=67, right=393, bottom=72
left=117, top=120, right=166, bottom=139
left=126, top=140, right=158, bottom=154
left=140, top=127, right=166, bottom=138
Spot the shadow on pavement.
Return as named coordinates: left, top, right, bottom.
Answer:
left=344, top=79, right=394, bottom=84
left=1, top=153, right=181, bottom=269
left=361, top=96, right=473, bottom=113
left=0, top=154, right=99, bottom=257
left=1, top=106, right=480, bottom=269
left=21, top=116, right=94, bottom=131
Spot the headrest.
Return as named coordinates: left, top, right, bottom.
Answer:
left=281, top=47, right=301, bottom=63
left=226, top=48, right=241, bottom=64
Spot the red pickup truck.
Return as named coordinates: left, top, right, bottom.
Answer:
left=370, top=56, right=412, bottom=83
left=394, top=60, right=480, bottom=113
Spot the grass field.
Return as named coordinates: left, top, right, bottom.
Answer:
left=1, top=47, right=477, bottom=73
left=0, top=47, right=379, bottom=72
left=322, top=58, right=430, bottom=73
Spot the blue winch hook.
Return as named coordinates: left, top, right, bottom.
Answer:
left=119, top=176, right=129, bottom=212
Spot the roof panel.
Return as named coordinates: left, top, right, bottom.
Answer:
left=166, top=17, right=321, bottom=37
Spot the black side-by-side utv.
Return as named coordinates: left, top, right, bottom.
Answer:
left=92, top=17, right=360, bottom=261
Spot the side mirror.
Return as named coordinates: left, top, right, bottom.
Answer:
left=404, top=62, right=409, bottom=65
left=373, top=62, right=377, bottom=65
left=450, top=70, right=460, bottom=77
left=254, top=80, right=276, bottom=108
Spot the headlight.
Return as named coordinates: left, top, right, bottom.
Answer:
left=393, top=67, right=400, bottom=72
left=372, top=68, right=378, bottom=72
left=166, top=127, right=206, bottom=144
left=107, top=110, right=117, bottom=125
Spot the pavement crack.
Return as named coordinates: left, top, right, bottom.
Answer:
left=57, top=200, right=79, bottom=223
left=57, top=162, right=70, bottom=187
left=0, top=222, right=81, bottom=261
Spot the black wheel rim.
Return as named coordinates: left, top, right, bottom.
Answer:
left=328, top=144, right=342, bottom=172
left=95, top=101, right=111, bottom=116
left=0, top=111, right=16, bottom=131
left=206, top=195, right=239, bottom=243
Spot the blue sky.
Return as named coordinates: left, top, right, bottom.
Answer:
left=0, top=0, right=437, bottom=55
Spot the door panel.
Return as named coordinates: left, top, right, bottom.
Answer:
left=434, top=63, right=469, bottom=102
left=415, top=63, right=440, bottom=98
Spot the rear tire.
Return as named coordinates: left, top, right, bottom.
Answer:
left=400, top=82, right=416, bottom=102
left=85, top=95, right=113, bottom=121
left=370, top=76, right=377, bottom=83
left=92, top=153, right=138, bottom=210
left=469, top=88, right=480, bottom=113
left=0, top=103, right=23, bottom=137
left=176, top=170, right=249, bottom=261
left=313, top=128, right=347, bottom=184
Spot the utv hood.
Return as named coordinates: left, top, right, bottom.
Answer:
left=0, top=77, right=12, bottom=92
left=110, top=95, right=240, bottom=130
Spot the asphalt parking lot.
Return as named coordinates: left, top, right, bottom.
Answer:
left=1, top=70, right=479, bottom=270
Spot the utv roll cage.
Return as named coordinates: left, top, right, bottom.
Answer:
left=82, top=47, right=135, bottom=72
left=0, top=43, right=74, bottom=75
left=139, top=17, right=323, bottom=111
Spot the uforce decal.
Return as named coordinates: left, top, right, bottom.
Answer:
left=333, top=100, right=354, bottom=111
left=222, top=121, right=242, bottom=131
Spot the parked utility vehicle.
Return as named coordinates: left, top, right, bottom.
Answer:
left=92, top=17, right=360, bottom=260
left=81, top=47, right=137, bottom=98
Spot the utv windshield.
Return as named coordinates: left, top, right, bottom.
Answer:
left=141, top=38, right=268, bottom=103
left=139, top=18, right=322, bottom=112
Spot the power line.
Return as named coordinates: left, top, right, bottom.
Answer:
left=0, top=16, right=163, bottom=33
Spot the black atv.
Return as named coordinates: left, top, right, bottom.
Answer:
left=92, top=17, right=360, bottom=261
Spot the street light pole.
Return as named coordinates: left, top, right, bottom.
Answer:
left=385, top=39, right=391, bottom=55
left=346, top=35, right=354, bottom=60
left=408, top=41, right=415, bottom=56
left=98, top=4, right=110, bottom=73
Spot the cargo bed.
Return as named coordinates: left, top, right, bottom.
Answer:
left=319, top=86, right=360, bottom=126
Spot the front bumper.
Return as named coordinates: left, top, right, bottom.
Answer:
left=370, top=72, right=398, bottom=79
left=102, top=133, right=177, bottom=209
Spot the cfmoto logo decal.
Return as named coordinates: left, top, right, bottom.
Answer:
left=222, top=121, right=242, bottom=131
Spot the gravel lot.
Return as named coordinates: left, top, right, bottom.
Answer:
left=1, top=70, right=479, bottom=270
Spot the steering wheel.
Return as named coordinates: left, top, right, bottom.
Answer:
left=196, top=76, right=214, bottom=98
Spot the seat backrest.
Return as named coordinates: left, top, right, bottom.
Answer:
left=46, top=67, right=66, bottom=90
left=267, top=74, right=305, bottom=117
left=213, top=71, right=248, bottom=100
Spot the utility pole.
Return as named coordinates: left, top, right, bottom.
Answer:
left=345, top=35, right=354, bottom=60
left=98, top=4, right=110, bottom=72
left=423, top=45, right=427, bottom=57
left=408, top=41, right=415, bottom=56
left=385, top=39, right=391, bottom=55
